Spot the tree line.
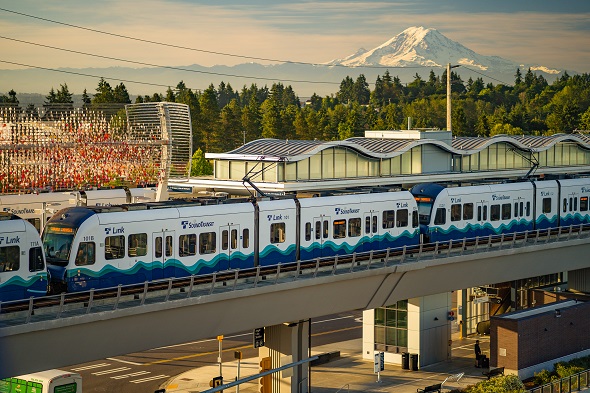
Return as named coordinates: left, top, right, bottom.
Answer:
left=2, top=69, right=590, bottom=155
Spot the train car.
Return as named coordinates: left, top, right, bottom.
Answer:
left=256, top=198, right=298, bottom=266
left=0, top=212, right=46, bottom=303
left=0, top=192, right=73, bottom=233
left=43, top=200, right=256, bottom=294
left=411, top=182, right=535, bottom=243
left=556, top=178, right=590, bottom=227
left=298, top=191, right=419, bottom=260
left=533, top=180, right=559, bottom=230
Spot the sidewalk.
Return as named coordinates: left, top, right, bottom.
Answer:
left=160, top=333, right=490, bottom=393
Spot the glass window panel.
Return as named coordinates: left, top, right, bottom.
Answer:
left=374, top=326, right=385, bottom=344
left=451, top=204, right=462, bottom=221
left=270, top=223, right=286, bottom=243
left=385, top=327, right=397, bottom=346
left=365, top=216, right=371, bottom=234
left=490, top=205, right=500, bottom=221
left=434, top=208, right=446, bottom=225
left=243, top=228, right=250, bottom=248
left=502, top=203, right=511, bottom=220
left=231, top=229, right=238, bottom=249
left=309, top=154, right=322, bottom=179
left=165, top=235, right=172, bottom=257
left=315, top=221, right=321, bottom=240
left=411, top=146, right=422, bottom=174
left=155, top=236, right=162, bottom=258
left=105, top=235, right=125, bottom=260
left=333, top=220, right=346, bottom=239
left=401, top=152, right=412, bottom=175
left=373, top=215, right=378, bottom=233
left=199, top=232, right=216, bottom=254
left=397, top=329, right=408, bottom=347
left=383, top=210, right=395, bottom=229
left=285, top=162, right=297, bottom=181
left=397, top=310, right=408, bottom=328
left=348, top=218, right=361, bottom=237
left=222, top=230, right=229, bottom=250
left=178, top=234, right=197, bottom=257
left=543, top=198, right=552, bottom=214
left=345, top=150, right=358, bottom=178
left=128, top=233, right=148, bottom=257
left=385, top=309, right=397, bottom=326
left=29, top=246, right=45, bottom=271
left=322, top=148, right=334, bottom=179
left=375, top=308, right=385, bottom=325
left=397, top=209, right=408, bottom=227
left=463, top=203, right=474, bottom=220
left=306, top=222, right=312, bottom=241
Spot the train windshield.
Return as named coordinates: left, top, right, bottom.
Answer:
left=415, top=197, right=434, bottom=224
left=43, top=225, right=75, bottom=266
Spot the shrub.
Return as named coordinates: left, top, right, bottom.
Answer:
left=463, top=374, right=525, bottom=393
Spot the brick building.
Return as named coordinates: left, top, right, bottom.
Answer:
left=490, top=300, right=590, bottom=379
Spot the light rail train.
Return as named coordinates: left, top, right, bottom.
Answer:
left=0, top=212, right=46, bottom=302
left=40, top=177, right=590, bottom=295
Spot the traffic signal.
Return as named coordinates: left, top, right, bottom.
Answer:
left=259, top=357, right=272, bottom=393
left=448, top=311, right=455, bottom=321
left=210, top=376, right=223, bottom=390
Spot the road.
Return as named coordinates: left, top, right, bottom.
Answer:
left=67, top=310, right=363, bottom=393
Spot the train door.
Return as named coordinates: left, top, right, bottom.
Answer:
left=476, top=201, right=488, bottom=236
left=151, top=231, right=174, bottom=280
left=312, top=216, right=329, bottom=258
left=362, top=212, right=377, bottom=252
left=220, top=225, right=240, bottom=270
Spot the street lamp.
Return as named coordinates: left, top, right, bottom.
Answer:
left=447, top=63, right=461, bottom=132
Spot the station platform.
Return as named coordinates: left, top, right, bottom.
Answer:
left=160, top=332, right=492, bottom=393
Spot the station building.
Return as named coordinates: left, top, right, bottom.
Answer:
left=168, top=129, right=590, bottom=369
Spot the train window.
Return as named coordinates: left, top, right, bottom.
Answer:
left=542, top=198, right=552, bottom=214
left=562, top=198, right=567, bottom=213
left=581, top=197, right=589, bottom=211
left=0, top=246, right=20, bottom=272
left=270, top=223, right=286, bottom=243
left=29, top=246, right=44, bottom=271
left=243, top=228, right=249, bottom=248
left=165, top=236, right=172, bottom=257
left=490, top=205, right=500, bottom=221
left=75, top=242, right=95, bottom=266
left=520, top=202, right=524, bottom=217
left=348, top=218, right=361, bottom=237
left=483, top=205, right=488, bottom=221
left=305, top=222, right=312, bottom=241
left=315, top=221, right=321, bottom=240
left=105, top=235, right=125, bottom=260
left=383, top=210, right=395, bottom=229
left=231, top=229, right=238, bottom=249
left=397, top=209, right=409, bottom=227
left=323, top=220, right=329, bottom=238
left=26, top=218, right=41, bottom=233
left=333, top=220, right=346, bottom=239
left=450, top=204, right=462, bottom=222
left=373, top=215, right=378, bottom=233
left=155, top=236, right=162, bottom=258
left=412, top=211, right=418, bottom=228
left=514, top=202, right=519, bottom=217
left=463, top=203, right=474, bottom=220
left=574, top=197, right=578, bottom=211
left=178, top=234, right=196, bottom=257
left=222, top=230, right=229, bottom=250
left=365, top=216, right=371, bottom=234
left=128, top=233, right=148, bottom=257
left=569, top=197, right=573, bottom=212
left=199, top=232, right=216, bottom=254
left=502, top=204, right=511, bottom=220
left=434, top=208, right=446, bottom=225
left=526, top=201, right=531, bottom=216
left=477, top=206, right=481, bottom=221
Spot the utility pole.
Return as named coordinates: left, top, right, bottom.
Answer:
left=447, top=63, right=461, bottom=132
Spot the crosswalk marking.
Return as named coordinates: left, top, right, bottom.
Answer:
left=131, top=374, right=169, bottom=383
left=70, top=363, right=110, bottom=372
left=111, top=371, right=151, bottom=380
left=92, top=367, right=131, bottom=376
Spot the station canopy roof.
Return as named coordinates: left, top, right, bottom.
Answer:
left=206, top=132, right=590, bottom=163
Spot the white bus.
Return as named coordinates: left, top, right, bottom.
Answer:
left=0, top=369, right=82, bottom=393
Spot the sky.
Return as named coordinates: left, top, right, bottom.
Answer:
left=1, top=0, right=590, bottom=87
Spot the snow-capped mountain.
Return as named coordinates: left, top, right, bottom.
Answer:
left=327, top=26, right=559, bottom=75
left=3, top=26, right=565, bottom=98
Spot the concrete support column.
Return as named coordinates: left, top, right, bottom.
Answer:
left=259, top=320, right=310, bottom=393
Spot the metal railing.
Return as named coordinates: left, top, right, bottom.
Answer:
left=528, top=369, right=590, bottom=393
left=2, top=224, right=590, bottom=328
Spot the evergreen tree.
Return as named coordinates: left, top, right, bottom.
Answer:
left=198, top=84, right=220, bottom=152
left=7, top=89, right=18, bottom=103
left=515, top=68, right=523, bottom=85
left=165, top=87, right=176, bottom=102
left=218, top=99, right=243, bottom=151
left=56, top=83, right=73, bottom=103
left=352, top=74, right=370, bottom=105
left=113, top=83, right=131, bottom=104
left=241, top=95, right=262, bottom=143
left=45, top=88, right=57, bottom=104
left=92, top=78, right=114, bottom=103
left=337, top=76, right=354, bottom=104
left=189, top=148, right=213, bottom=176
left=81, top=89, right=91, bottom=106
left=261, top=98, right=281, bottom=139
